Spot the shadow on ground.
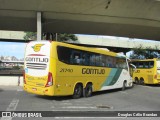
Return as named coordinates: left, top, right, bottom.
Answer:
left=35, top=87, right=131, bottom=101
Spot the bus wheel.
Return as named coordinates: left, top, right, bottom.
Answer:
left=122, top=81, right=127, bottom=91
left=84, top=83, right=92, bottom=97
left=72, top=84, right=83, bottom=99
left=135, top=78, right=139, bottom=84
left=140, top=78, right=144, bottom=85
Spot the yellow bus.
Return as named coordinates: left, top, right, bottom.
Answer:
left=131, top=58, right=160, bottom=85
left=23, top=40, right=133, bottom=98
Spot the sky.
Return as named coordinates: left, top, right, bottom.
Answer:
left=0, top=42, right=26, bottom=59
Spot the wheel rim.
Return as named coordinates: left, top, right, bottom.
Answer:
left=122, top=81, right=127, bottom=90
left=140, top=79, right=144, bottom=85
left=84, top=84, right=92, bottom=97
left=135, top=78, right=139, bottom=84
left=86, top=86, right=92, bottom=96
left=73, top=85, right=82, bottom=98
left=75, top=86, right=81, bottom=96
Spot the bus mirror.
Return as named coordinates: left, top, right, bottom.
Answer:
left=130, top=64, right=136, bottom=71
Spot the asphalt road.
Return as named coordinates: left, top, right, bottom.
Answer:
left=0, top=84, right=160, bottom=120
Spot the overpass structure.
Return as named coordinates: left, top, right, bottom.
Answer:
left=74, top=35, right=160, bottom=53
left=77, top=35, right=160, bottom=49
left=0, top=0, right=160, bottom=41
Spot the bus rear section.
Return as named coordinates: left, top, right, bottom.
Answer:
left=132, top=59, right=160, bottom=84
left=23, top=41, right=54, bottom=96
left=155, top=60, right=160, bottom=84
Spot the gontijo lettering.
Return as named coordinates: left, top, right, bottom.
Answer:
left=82, top=68, right=105, bottom=74
left=25, top=57, right=49, bottom=63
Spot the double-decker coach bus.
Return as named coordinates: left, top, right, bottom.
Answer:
left=131, top=58, right=160, bottom=85
left=23, top=40, right=133, bottom=98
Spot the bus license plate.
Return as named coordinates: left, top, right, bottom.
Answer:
left=32, top=88, right=37, bottom=91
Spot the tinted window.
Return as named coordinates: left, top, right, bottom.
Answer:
left=57, top=46, right=71, bottom=64
left=57, top=46, right=127, bottom=69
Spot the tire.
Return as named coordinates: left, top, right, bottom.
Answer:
left=84, top=84, right=92, bottom=97
left=135, top=78, right=139, bottom=85
left=130, top=82, right=134, bottom=88
left=140, top=78, right=144, bottom=85
left=72, top=84, right=83, bottom=99
left=122, top=81, right=127, bottom=91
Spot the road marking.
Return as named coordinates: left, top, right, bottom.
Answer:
left=6, top=98, right=19, bottom=111
left=141, top=86, right=152, bottom=89
left=61, top=106, right=96, bottom=109
left=61, top=103, right=72, bottom=105
left=0, top=98, right=19, bottom=120
left=17, top=88, right=23, bottom=92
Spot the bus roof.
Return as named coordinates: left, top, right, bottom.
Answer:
left=53, top=41, right=126, bottom=58
left=28, top=40, right=127, bottom=58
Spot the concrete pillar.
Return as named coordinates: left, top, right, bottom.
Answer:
left=37, top=12, right=42, bottom=40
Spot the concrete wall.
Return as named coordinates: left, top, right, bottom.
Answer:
left=0, top=76, right=23, bottom=86
left=0, top=30, right=25, bottom=40
left=77, top=35, right=160, bottom=50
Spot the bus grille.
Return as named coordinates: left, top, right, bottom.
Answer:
left=26, top=63, right=47, bottom=70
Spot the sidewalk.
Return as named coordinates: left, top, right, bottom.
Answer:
left=0, top=85, right=23, bottom=91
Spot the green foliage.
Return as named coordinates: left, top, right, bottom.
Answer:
left=23, top=32, right=78, bottom=41
left=57, top=33, right=78, bottom=42
left=24, top=32, right=37, bottom=40
left=130, top=45, right=160, bottom=59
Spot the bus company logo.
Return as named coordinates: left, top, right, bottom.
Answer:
left=32, top=44, right=44, bottom=52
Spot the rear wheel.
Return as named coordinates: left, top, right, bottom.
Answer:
left=72, top=84, right=83, bottom=99
left=140, top=78, right=145, bottom=85
left=84, top=83, right=92, bottom=97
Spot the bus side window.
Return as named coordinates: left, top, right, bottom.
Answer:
left=138, top=62, right=144, bottom=68
left=144, top=62, right=149, bottom=68
left=149, top=61, right=154, bottom=68
left=85, top=53, right=90, bottom=66
left=106, top=56, right=112, bottom=67
left=101, top=55, right=106, bottom=67
left=74, top=53, right=82, bottom=65
left=95, top=54, right=100, bottom=66
left=81, top=53, right=88, bottom=65
left=89, top=54, right=95, bottom=66
left=57, top=46, right=71, bottom=64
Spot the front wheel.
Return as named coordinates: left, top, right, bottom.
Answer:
left=122, top=81, right=127, bottom=91
left=72, top=84, right=83, bottom=99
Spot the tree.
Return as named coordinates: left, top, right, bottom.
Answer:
left=23, top=32, right=37, bottom=40
left=129, top=45, right=160, bottom=59
left=56, top=33, right=77, bottom=42
left=23, top=32, right=78, bottom=42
